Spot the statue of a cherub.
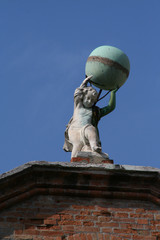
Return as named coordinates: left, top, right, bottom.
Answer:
left=63, top=76, right=118, bottom=158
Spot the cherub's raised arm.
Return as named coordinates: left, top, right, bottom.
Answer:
left=99, top=88, right=118, bottom=118
left=80, top=75, right=93, bottom=88
left=73, top=75, right=93, bottom=108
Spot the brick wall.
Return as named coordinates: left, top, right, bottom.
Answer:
left=0, top=195, right=160, bottom=240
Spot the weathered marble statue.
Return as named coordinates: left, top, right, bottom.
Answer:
left=63, top=76, right=118, bottom=158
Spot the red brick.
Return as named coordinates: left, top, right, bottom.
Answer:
left=59, top=210, right=79, bottom=215
left=55, top=237, right=62, bottom=240
left=41, top=231, right=62, bottom=237
left=67, top=236, right=74, bottom=240
left=80, top=210, right=92, bottom=215
left=96, top=222, right=119, bottom=227
left=61, top=214, right=73, bottom=220
left=46, top=214, right=61, bottom=220
left=71, top=157, right=90, bottom=163
left=150, top=220, right=160, bottom=225
left=97, top=233, right=104, bottom=240
left=113, top=217, right=135, bottom=223
left=111, top=237, right=122, bottom=240
left=132, top=236, right=156, bottom=240
left=75, top=215, right=97, bottom=221
left=115, top=213, right=129, bottom=218
left=110, top=208, right=133, bottom=212
left=58, top=220, right=82, bottom=226
left=23, top=229, right=39, bottom=235
left=151, top=232, right=160, bottom=236
left=86, top=233, right=96, bottom=240
left=74, top=226, right=99, bottom=233
left=92, top=211, right=107, bottom=216
left=24, top=224, right=36, bottom=229
left=137, top=219, right=148, bottom=224
left=120, top=223, right=144, bottom=229
left=104, top=235, right=111, bottom=240
left=98, top=216, right=112, bottom=222
left=14, top=229, right=23, bottom=235
left=37, top=225, right=61, bottom=230
left=102, top=228, right=112, bottom=233
left=156, top=215, right=160, bottom=220
left=83, top=221, right=94, bottom=226
left=113, top=228, right=136, bottom=234
left=62, top=225, right=74, bottom=231
left=44, top=219, right=57, bottom=225
left=135, top=208, right=146, bottom=213
left=78, top=233, right=87, bottom=240
left=72, top=205, right=95, bottom=210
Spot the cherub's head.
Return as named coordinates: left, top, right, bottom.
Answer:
left=82, top=86, right=98, bottom=108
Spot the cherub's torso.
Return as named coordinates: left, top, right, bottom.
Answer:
left=71, top=105, right=92, bottom=128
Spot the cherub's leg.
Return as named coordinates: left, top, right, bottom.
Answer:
left=68, top=128, right=83, bottom=158
left=71, top=143, right=83, bottom=158
left=85, top=126, right=102, bottom=153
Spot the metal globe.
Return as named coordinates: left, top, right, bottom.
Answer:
left=85, top=45, right=130, bottom=90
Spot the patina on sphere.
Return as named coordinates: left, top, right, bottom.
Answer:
left=85, top=46, right=130, bottom=90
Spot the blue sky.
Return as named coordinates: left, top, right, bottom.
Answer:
left=0, top=0, right=160, bottom=173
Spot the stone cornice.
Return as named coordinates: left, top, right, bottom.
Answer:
left=0, top=161, right=160, bottom=211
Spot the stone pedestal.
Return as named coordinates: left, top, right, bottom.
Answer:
left=71, top=151, right=114, bottom=164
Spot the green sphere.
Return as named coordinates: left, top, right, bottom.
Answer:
left=85, top=46, right=130, bottom=90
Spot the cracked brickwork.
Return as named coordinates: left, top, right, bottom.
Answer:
left=0, top=195, right=160, bottom=240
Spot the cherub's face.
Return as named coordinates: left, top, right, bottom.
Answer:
left=83, top=87, right=98, bottom=108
